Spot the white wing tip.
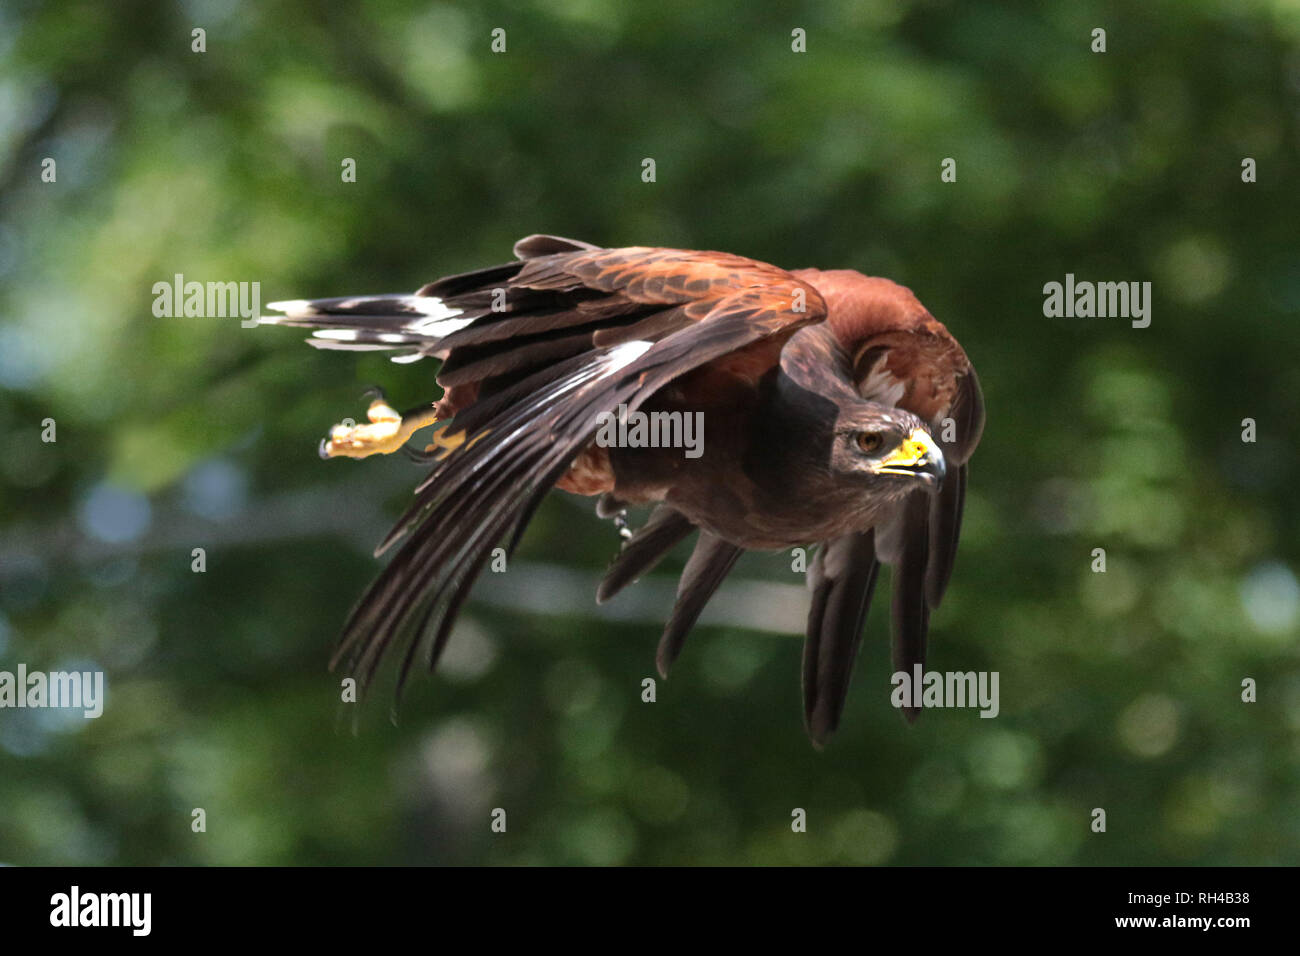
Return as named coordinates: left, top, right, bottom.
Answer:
left=311, top=329, right=360, bottom=341
left=409, top=297, right=462, bottom=318
left=266, top=299, right=313, bottom=314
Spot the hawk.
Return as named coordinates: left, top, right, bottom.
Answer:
left=263, top=235, right=984, bottom=745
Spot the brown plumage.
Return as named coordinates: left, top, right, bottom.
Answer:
left=263, top=235, right=984, bottom=746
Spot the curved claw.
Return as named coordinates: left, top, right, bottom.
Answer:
left=400, top=443, right=439, bottom=464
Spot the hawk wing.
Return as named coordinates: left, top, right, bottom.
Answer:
left=789, top=272, right=985, bottom=743
left=268, top=236, right=827, bottom=693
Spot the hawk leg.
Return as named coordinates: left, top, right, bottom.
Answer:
left=319, top=388, right=442, bottom=460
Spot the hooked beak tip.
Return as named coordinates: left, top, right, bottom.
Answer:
left=874, top=428, right=946, bottom=488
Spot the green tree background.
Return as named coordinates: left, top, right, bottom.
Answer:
left=1, top=0, right=1297, bottom=865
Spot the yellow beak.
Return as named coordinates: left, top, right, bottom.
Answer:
left=874, top=428, right=946, bottom=483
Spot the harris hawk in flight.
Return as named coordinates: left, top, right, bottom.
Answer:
left=263, top=235, right=984, bottom=746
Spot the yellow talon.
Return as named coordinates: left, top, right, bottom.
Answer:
left=320, top=397, right=441, bottom=460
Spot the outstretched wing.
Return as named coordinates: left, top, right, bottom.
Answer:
left=268, top=236, right=827, bottom=693
left=790, top=273, right=985, bottom=740
left=862, top=347, right=983, bottom=723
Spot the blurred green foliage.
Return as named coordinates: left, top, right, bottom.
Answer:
left=1, top=0, right=1298, bottom=865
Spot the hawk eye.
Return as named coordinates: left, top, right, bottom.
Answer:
left=855, top=431, right=884, bottom=454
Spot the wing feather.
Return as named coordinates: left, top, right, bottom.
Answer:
left=887, top=491, right=931, bottom=723
left=802, top=531, right=881, bottom=747
left=597, top=506, right=696, bottom=604
left=655, top=532, right=745, bottom=677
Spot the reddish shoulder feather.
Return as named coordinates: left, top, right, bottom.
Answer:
left=791, top=269, right=971, bottom=423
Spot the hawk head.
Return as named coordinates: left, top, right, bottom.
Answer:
left=831, top=403, right=946, bottom=494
